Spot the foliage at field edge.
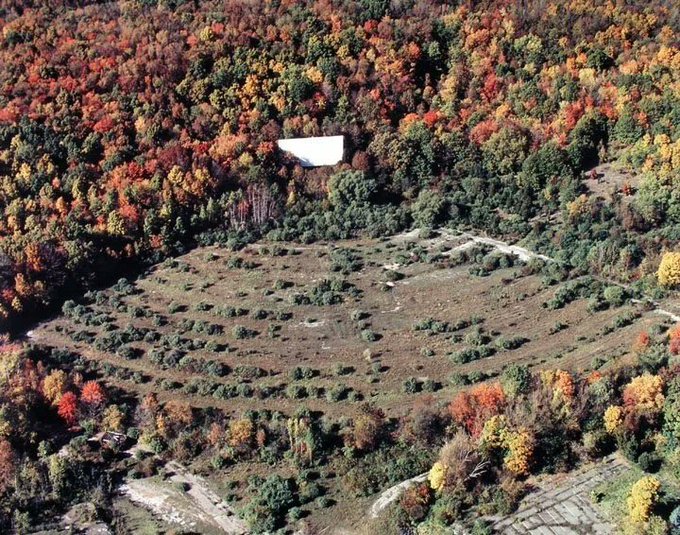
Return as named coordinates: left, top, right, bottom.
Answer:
left=3, top=313, right=680, bottom=532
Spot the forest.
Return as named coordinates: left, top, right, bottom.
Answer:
left=0, top=0, right=680, bottom=533
left=0, top=0, right=677, bottom=329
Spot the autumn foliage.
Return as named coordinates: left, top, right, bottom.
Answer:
left=622, top=374, right=665, bottom=413
left=80, top=381, right=106, bottom=408
left=627, top=476, right=661, bottom=523
left=0, top=440, right=16, bottom=495
left=347, top=405, right=386, bottom=452
left=658, top=252, right=680, bottom=288
left=449, top=382, right=506, bottom=437
left=57, top=391, right=78, bottom=427
left=632, top=331, right=651, bottom=355
left=668, top=325, right=680, bottom=356
left=0, top=0, right=676, bottom=328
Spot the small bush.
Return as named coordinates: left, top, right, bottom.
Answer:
left=361, top=329, right=378, bottom=342
left=421, top=378, right=437, bottom=392
left=403, top=377, right=420, bottom=394
left=326, top=384, right=348, bottom=402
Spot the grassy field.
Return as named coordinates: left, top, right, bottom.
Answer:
left=33, top=229, right=664, bottom=420
left=29, top=228, right=676, bottom=532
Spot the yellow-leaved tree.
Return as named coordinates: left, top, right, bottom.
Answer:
left=428, top=461, right=446, bottom=492
left=603, top=405, right=623, bottom=434
left=627, top=476, right=660, bottom=523
left=504, top=428, right=535, bottom=476
left=658, top=252, right=680, bottom=288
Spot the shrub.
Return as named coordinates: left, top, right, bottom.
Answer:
left=218, top=306, right=248, bottom=318
left=449, top=347, right=482, bottom=364
left=411, top=189, right=446, bottom=229
left=350, top=309, right=367, bottom=321
left=465, top=327, right=490, bottom=346
left=422, top=378, right=437, bottom=392
left=429, top=492, right=466, bottom=525
left=333, top=363, right=353, bottom=376
left=232, top=325, right=256, bottom=339
left=330, top=248, right=364, bottom=274
left=236, top=383, right=253, bottom=397
left=639, top=345, right=669, bottom=373
left=603, top=285, right=627, bottom=306
left=449, top=373, right=469, bottom=386
left=117, top=345, right=138, bottom=360
left=471, top=519, right=493, bottom=535
left=251, top=308, right=268, bottom=320
left=315, top=496, right=333, bottom=508
left=383, top=269, right=404, bottom=282
left=168, top=302, right=184, bottom=314
left=287, top=507, right=304, bottom=521
left=326, top=384, right=347, bottom=402
left=669, top=506, right=680, bottom=535
left=348, top=390, right=362, bottom=402
left=495, top=336, right=528, bottom=351
left=637, top=452, right=661, bottom=473
left=243, top=475, right=296, bottom=532
left=582, top=429, right=613, bottom=459
left=420, top=347, right=435, bottom=357
left=403, top=377, right=419, bottom=394
left=413, top=317, right=450, bottom=334
left=361, top=329, right=378, bottom=342
left=501, top=365, right=532, bottom=397
left=234, top=366, right=264, bottom=380
left=286, top=384, right=307, bottom=399
left=273, top=279, right=292, bottom=290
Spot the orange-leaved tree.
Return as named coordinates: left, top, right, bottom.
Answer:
left=81, top=381, right=106, bottom=411
left=449, top=382, right=506, bottom=437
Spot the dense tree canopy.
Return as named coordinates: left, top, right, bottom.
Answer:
left=0, top=0, right=677, bottom=327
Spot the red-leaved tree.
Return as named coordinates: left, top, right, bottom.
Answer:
left=57, top=392, right=79, bottom=426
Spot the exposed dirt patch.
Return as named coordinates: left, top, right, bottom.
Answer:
left=584, top=162, right=639, bottom=202
left=120, top=460, right=247, bottom=534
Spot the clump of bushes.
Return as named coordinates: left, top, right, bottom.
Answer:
left=233, top=325, right=257, bottom=339
left=413, top=317, right=451, bottom=335
left=330, top=248, right=364, bottom=274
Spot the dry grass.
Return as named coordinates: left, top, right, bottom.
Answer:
left=31, top=231, right=663, bottom=420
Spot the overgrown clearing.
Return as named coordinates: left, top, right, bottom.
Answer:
left=487, top=454, right=630, bottom=534
left=24, top=229, right=678, bottom=532
left=32, top=229, right=663, bottom=419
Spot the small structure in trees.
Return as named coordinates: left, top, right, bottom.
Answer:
left=277, top=136, right=344, bottom=167
left=100, top=431, right=129, bottom=449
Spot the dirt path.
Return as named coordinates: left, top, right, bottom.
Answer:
left=449, top=233, right=552, bottom=263
left=120, top=460, right=247, bottom=534
left=390, top=228, right=552, bottom=263
left=650, top=307, right=680, bottom=322
left=369, top=472, right=428, bottom=518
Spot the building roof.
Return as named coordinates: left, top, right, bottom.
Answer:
left=276, top=135, right=344, bottom=167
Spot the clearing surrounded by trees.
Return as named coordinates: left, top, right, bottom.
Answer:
left=26, top=229, right=676, bottom=532
left=31, top=230, right=661, bottom=418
